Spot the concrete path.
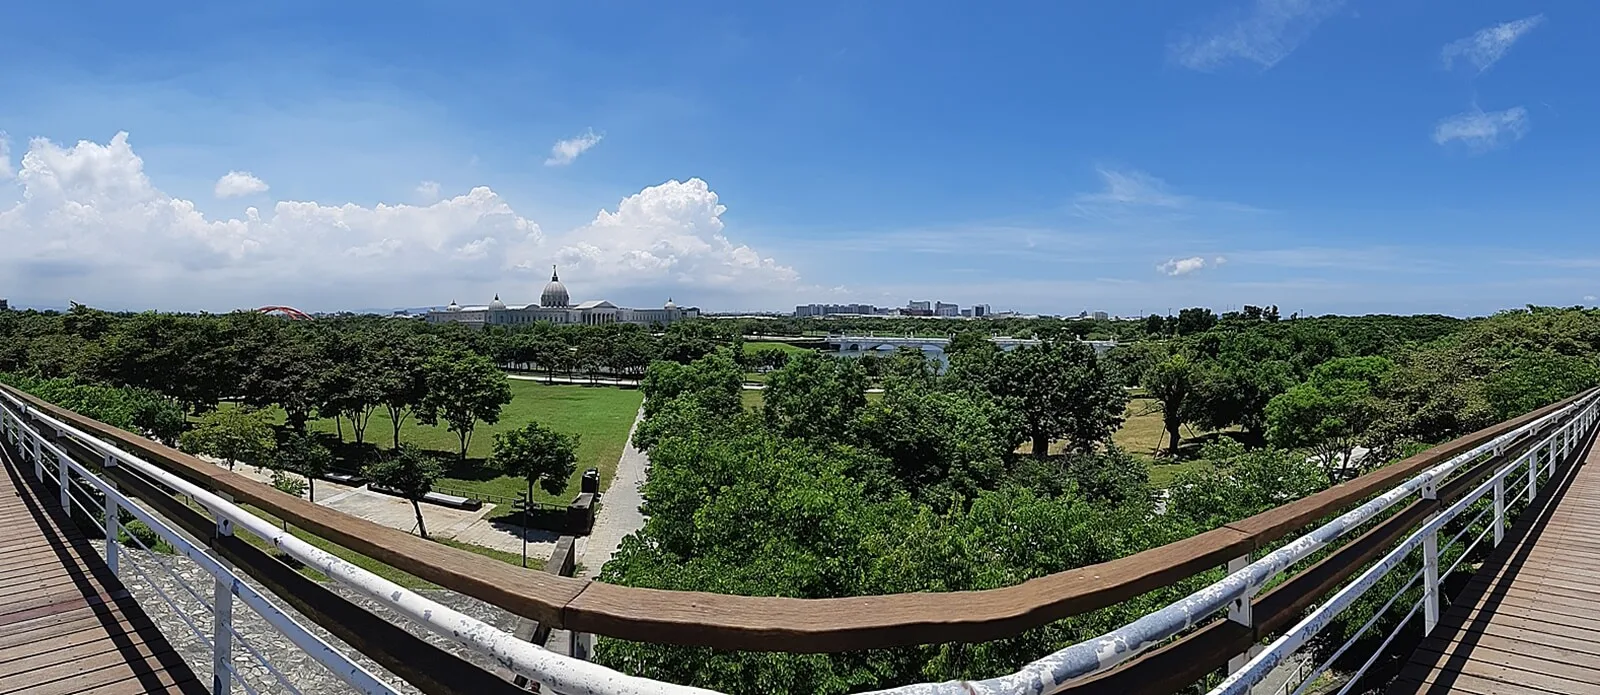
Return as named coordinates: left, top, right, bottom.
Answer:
left=576, top=405, right=649, bottom=577
left=506, top=373, right=640, bottom=387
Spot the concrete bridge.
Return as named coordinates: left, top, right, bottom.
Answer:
left=2, top=382, right=1598, bottom=695
left=824, top=334, right=1119, bottom=355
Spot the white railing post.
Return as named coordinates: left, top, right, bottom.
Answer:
left=1492, top=472, right=1506, bottom=547
left=32, top=432, right=43, bottom=480
left=1421, top=477, right=1440, bottom=635
left=56, top=452, right=70, bottom=512
left=1528, top=447, right=1539, bottom=503
left=103, top=453, right=119, bottom=574
left=214, top=516, right=235, bottom=695
left=1225, top=554, right=1256, bottom=673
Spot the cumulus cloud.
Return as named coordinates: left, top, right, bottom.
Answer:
left=1158, top=256, right=1224, bottom=276
left=1442, top=15, right=1544, bottom=74
left=545, top=129, right=603, bottom=167
left=416, top=180, right=441, bottom=201
left=1433, top=107, right=1529, bottom=152
left=1171, top=0, right=1343, bottom=71
left=553, top=178, right=798, bottom=288
left=214, top=170, right=270, bottom=198
left=0, top=132, right=794, bottom=310
left=0, top=132, right=11, bottom=180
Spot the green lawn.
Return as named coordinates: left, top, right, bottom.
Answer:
left=223, top=380, right=642, bottom=507
left=741, top=341, right=816, bottom=355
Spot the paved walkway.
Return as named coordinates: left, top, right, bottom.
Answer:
left=577, top=406, right=649, bottom=578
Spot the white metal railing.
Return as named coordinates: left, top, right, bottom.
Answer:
left=865, top=388, right=1599, bottom=695
left=1209, top=391, right=1597, bottom=695
left=0, top=389, right=714, bottom=695
left=0, top=398, right=404, bottom=695
left=2, top=384, right=1593, bottom=695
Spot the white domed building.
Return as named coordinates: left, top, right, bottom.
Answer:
left=425, top=267, right=699, bottom=329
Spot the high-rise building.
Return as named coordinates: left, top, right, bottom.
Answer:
left=971, top=304, right=990, bottom=317
left=1092, top=311, right=1109, bottom=321
left=934, top=302, right=960, bottom=317
left=908, top=300, right=932, bottom=312
left=794, top=303, right=880, bottom=317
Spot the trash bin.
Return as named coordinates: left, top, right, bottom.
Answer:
left=581, top=467, right=600, bottom=495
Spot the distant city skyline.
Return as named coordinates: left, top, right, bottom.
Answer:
left=3, top=3, right=1599, bottom=316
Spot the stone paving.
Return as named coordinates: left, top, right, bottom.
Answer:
left=576, top=406, right=648, bottom=578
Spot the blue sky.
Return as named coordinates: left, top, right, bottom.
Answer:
left=2, top=1, right=1597, bottom=316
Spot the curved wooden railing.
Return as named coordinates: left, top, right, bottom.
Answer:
left=0, top=383, right=1589, bottom=688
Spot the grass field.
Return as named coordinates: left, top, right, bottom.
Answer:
left=742, top=341, right=817, bottom=355
left=223, top=380, right=642, bottom=507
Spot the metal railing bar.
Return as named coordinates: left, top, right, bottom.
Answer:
left=1, top=390, right=713, bottom=695
left=1330, top=599, right=1424, bottom=695
left=1287, top=567, right=1422, bottom=695
left=1207, top=397, right=1596, bottom=695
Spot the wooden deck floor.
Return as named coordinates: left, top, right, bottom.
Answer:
left=0, top=442, right=205, bottom=695
left=1391, top=429, right=1600, bottom=694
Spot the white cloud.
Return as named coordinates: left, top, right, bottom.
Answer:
left=0, top=132, right=11, bottom=180
left=1442, top=15, right=1544, bottom=74
left=1078, top=168, right=1191, bottom=208
left=416, top=180, right=441, bottom=201
left=0, top=132, right=794, bottom=311
left=553, top=178, right=798, bottom=289
left=1171, top=0, right=1343, bottom=71
left=1586, top=295, right=1597, bottom=302
left=544, top=129, right=603, bottom=167
left=1433, top=107, right=1529, bottom=151
left=214, top=170, right=269, bottom=198
left=1158, top=256, right=1220, bottom=276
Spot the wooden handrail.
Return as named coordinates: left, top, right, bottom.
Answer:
left=0, top=383, right=1585, bottom=653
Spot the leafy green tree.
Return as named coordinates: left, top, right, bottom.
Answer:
left=179, top=407, right=276, bottom=471
left=1166, top=439, right=1327, bottom=528
left=241, top=327, right=327, bottom=431
left=1141, top=352, right=1195, bottom=456
left=1483, top=353, right=1600, bottom=421
left=951, top=340, right=1128, bottom=458
left=854, top=377, right=1013, bottom=508
left=762, top=352, right=868, bottom=443
left=492, top=422, right=580, bottom=513
left=275, top=432, right=334, bottom=502
left=128, top=388, right=186, bottom=445
left=362, top=445, right=445, bottom=538
left=419, top=351, right=514, bottom=457
left=1265, top=357, right=1392, bottom=482
left=639, top=348, right=743, bottom=420
left=1176, top=307, right=1217, bottom=336
left=375, top=332, right=437, bottom=448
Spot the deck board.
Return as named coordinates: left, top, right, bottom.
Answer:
left=1389, top=429, right=1600, bottom=694
left=0, top=439, right=204, bottom=695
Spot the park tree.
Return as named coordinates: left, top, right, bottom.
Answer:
left=762, top=353, right=869, bottom=443
left=854, top=377, right=1013, bottom=508
left=419, top=350, right=514, bottom=457
left=1141, top=352, right=1196, bottom=456
left=953, top=340, right=1128, bottom=458
left=179, top=407, right=276, bottom=471
left=128, top=388, right=186, bottom=446
left=1265, top=357, right=1393, bottom=482
left=639, top=348, right=743, bottom=419
left=240, top=327, right=327, bottom=432
left=491, top=422, right=580, bottom=514
left=314, top=331, right=383, bottom=444
left=1143, top=313, right=1168, bottom=336
left=275, top=432, right=334, bottom=502
left=375, top=332, right=437, bottom=449
left=1483, top=352, right=1600, bottom=421
left=1175, top=307, right=1218, bottom=336
left=362, top=445, right=445, bottom=538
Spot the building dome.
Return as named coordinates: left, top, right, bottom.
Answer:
left=446, top=300, right=461, bottom=312
left=541, top=266, right=570, bottom=308
left=489, top=294, right=506, bottom=311
left=664, top=297, right=677, bottom=310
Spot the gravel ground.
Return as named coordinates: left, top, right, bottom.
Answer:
left=97, top=538, right=521, bottom=695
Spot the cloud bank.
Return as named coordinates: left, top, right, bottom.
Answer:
left=0, top=132, right=795, bottom=311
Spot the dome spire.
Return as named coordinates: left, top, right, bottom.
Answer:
left=552, top=264, right=560, bottom=282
